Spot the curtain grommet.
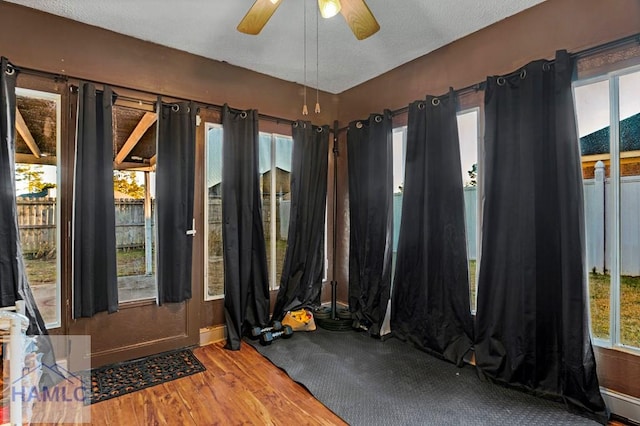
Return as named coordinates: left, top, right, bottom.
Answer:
left=520, top=69, right=527, bottom=79
left=374, top=115, right=383, bottom=123
left=497, top=77, right=506, bottom=86
left=316, top=127, right=323, bottom=133
left=5, top=65, right=15, bottom=76
left=293, top=122, right=299, bottom=128
left=356, top=121, right=363, bottom=129
left=431, top=98, right=440, bottom=106
left=240, top=111, right=247, bottom=119
left=417, top=102, right=425, bottom=110
left=171, top=104, right=180, bottom=112
left=542, top=62, right=551, bottom=72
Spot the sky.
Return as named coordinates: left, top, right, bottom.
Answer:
left=574, top=70, right=640, bottom=137
left=392, top=109, right=478, bottom=192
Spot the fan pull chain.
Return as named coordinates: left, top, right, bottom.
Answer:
left=302, top=0, right=309, bottom=115
left=315, top=5, right=321, bottom=114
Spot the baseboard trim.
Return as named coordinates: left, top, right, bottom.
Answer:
left=200, top=325, right=226, bottom=346
left=602, top=388, right=640, bottom=423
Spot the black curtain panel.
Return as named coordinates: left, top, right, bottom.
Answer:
left=156, top=101, right=196, bottom=304
left=272, top=121, right=329, bottom=321
left=475, top=51, right=607, bottom=422
left=73, top=82, right=118, bottom=318
left=0, top=58, right=59, bottom=388
left=391, top=92, right=474, bottom=366
left=222, top=104, right=270, bottom=350
left=347, top=111, right=393, bottom=336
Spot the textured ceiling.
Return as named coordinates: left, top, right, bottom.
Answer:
left=6, top=0, right=546, bottom=93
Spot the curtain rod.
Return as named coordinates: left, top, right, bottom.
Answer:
left=390, top=33, right=640, bottom=117
left=346, top=30, right=637, bottom=136
left=336, top=32, right=640, bottom=133
left=11, top=64, right=306, bottom=128
left=8, top=32, right=638, bottom=133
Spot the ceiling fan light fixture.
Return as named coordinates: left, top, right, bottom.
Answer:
left=318, top=0, right=341, bottom=19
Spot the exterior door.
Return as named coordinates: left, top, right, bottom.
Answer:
left=66, top=95, right=200, bottom=367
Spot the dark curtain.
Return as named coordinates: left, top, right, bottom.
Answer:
left=391, top=92, right=474, bottom=365
left=0, top=57, right=57, bottom=387
left=156, top=101, right=196, bottom=304
left=347, top=111, right=393, bottom=336
left=222, top=104, right=270, bottom=350
left=475, top=50, right=607, bottom=422
left=272, top=121, right=329, bottom=321
left=73, top=82, right=118, bottom=317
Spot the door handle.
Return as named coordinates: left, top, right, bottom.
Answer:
left=186, top=218, right=196, bottom=236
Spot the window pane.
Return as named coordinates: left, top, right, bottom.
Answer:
left=274, top=135, right=292, bottom=288
left=113, top=106, right=157, bottom=302
left=618, top=70, right=640, bottom=348
left=457, top=110, right=479, bottom=312
left=206, top=125, right=224, bottom=299
left=15, top=89, right=61, bottom=328
left=392, top=128, right=406, bottom=276
left=575, top=79, right=611, bottom=341
left=259, top=133, right=273, bottom=287
left=259, top=133, right=293, bottom=290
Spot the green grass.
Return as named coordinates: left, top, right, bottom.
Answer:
left=588, top=272, right=610, bottom=340
left=206, top=234, right=288, bottom=298
left=116, top=248, right=153, bottom=277
left=24, top=249, right=152, bottom=283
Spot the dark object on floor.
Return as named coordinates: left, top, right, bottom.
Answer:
left=86, top=348, right=205, bottom=404
left=251, top=321, right=283, bottom=337
left=260, top=325, right=294, bottom=345
left=248, top=327, right=599, bottom=425
left=314, top=306, right=352, bottom=331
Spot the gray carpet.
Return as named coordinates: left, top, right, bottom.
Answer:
left=248, top=328, right=598, bottom=425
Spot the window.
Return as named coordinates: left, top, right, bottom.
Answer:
left=204, top=127, right=325, bottom=300
left=205, top=124, right=224, bottom=300
left=112, top=105, right=157, bottom=303
left=574, top=65, right=640, bottom=350
left=392, top=127, right=407, bottom=275
left=14, top=88, right=62, bottom=328
left=391, top=110, right=480, bottom=313
left=457, top=108, right=480, bottom=313
left=260, top=132, right=293, bottom=290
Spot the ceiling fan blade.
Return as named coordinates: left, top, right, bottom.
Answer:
left=237, top=0, right=282, bottom=35
left=339, top=0, right=380, bottom=40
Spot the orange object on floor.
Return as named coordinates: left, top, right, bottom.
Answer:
left=282, top=309, right=316, bottom=331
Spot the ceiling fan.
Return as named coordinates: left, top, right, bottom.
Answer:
left=237, top=0, right=380, bottom=40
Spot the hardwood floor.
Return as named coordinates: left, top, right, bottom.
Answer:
left=27, top=341, right=634, bottom=425
left=30, top=341, right=346, bottom=425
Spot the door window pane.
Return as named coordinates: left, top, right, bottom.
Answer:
left=15, top=88, right=61, bottom=328
left=112, top=106, right=157, bottom=302
left=575, top=79, right=611, bottom=341
left=618, top=70, right=640, bottom=348
left=205, top=124, right=223, bottom=300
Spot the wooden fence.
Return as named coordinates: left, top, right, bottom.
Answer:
left=19, top=197, right=287, bottom=257
left=17, top=197, right=56, bottom=257
left=17, top=197, right=155, bottom=256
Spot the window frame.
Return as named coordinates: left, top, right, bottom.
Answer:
left=15, top=87, right=62, bottom=329
left=457, top=107, right=481, bottom=315
left=573, top=62, right=640, bottom=354
left=261, top=131, right=293, bottom=292
left=204, top=122, right=224, bottom=301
